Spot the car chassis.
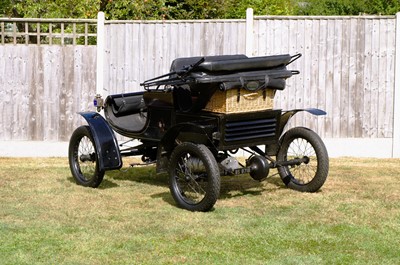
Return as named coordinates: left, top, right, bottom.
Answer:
left=68, top=53, right=329, bottom=211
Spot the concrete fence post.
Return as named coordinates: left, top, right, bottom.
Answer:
left=245, top=8, right=254, bottom=57
left=392, top=12, right=400, bottom=157
left=96, top=12, right=105, bottom=98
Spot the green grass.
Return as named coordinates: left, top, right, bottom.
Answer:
left=0, top=157, right=399, bottom=264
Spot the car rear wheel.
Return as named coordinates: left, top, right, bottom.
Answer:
left=277, top=127, right=329, bottom=192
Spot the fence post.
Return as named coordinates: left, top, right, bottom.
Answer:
left=245, top=8, right=254, bottom=56
left=96, top=12, right=105, bottom=98
left=393, top=12, right=400, bottom=157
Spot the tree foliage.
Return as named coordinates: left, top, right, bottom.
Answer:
left=225, top=0, right=299, bottom=18
left=298, top=0, right=400, bottom=16
left=101, top=0, right=230, bottom=20
left=1, top=0, right=399, bottom=19
left=0, top=0, right=101, bottom=18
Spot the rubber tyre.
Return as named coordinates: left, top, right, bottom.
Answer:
left=68, top=125, right=104, bottom=188
left=169, top=142, right=220, bottom=212
left=277, top=127, right=329, bottom=192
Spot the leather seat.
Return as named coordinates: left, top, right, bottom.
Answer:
left=170, top=54, right=292, bottom=73
left=170, top=55, right=247, bottom=73
left=106, top=92, right=146, bottom=117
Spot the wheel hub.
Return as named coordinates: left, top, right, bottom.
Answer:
left=80, top=153, right=95, bottom=162
left=186, top=157, right=205, bottom=173
left=247, top=155, right=270, bottom=181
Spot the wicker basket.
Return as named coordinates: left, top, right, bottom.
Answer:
left=204, top=88, right=275, bottom=113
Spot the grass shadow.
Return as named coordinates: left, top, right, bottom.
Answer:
left=68, top=161, right=286, bottom=205
left=65, top=175, right=120, bottom=189
left=98, top=179, right=120, bottom=189
left=219, top=174, right=285, bottom=200
left=150, top=191, right=176, bottom=207
left=104, top=164, right=286, bottom=197
left=66, top=176, right=76, bottom=184
left=105, top=165, right=168, bottom=188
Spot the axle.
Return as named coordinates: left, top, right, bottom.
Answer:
left=275, top=156, right=310, bottom=167
left=220, top=155, right=310, bottom=181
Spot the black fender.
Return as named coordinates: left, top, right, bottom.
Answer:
left=262, top=108, right=326, bottom=156
left=278, top=108, right=326, bottom=136
left=79, top=112, right=122, bottom=171
left=155, top=123, right=215, bottom=173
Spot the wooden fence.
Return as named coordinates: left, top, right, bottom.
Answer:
left=0, top=45, right=96, bottom=141
left=0, top=13, right=399, bottom=156
left=102, top=15, right=397, bottom=140
left=253, top=16, right=396, bottom=140
left=0, top=18, right=97, bottom=45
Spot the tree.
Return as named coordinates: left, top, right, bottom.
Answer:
left=1, top=0, right=399, bottom=19
left=102, top=0, right=164, bottom=20
left=297, top=0, right=400, bottom=16
left=163, top=0, right=230, bottom=20
left=101, top=0, right=231, bottom=20
left=225, top=0, right=298, bottom=18
left=1, top=0, right=102, bottom=18
left=0, top=0, right=12, bottom=16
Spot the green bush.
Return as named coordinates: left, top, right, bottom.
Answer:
left=2, top=0, right=399, bottom=20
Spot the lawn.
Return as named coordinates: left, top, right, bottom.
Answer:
left=0, top=157, right=399, bottom=264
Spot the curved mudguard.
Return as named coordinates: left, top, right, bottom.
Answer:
left=278, top=108, right=326, bottom=136
left=79, top=112, right=122, bottom=171
left=260, top=108, right=326, bottom=156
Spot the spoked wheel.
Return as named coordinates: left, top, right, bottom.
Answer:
left=169, top=142, right=220, bottom=212
left=68, top=125, right=104, bottom=188
left=277, top=127, right=329, bottom=192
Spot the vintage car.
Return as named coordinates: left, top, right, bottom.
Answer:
left=68, top=53, right=329, bottom=211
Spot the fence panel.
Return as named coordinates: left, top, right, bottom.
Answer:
left=0, top=15, right=396, bottom=143
left=0, top=45, right=96, bottom=141
left=103, top=20, right=246, bottom=95
left=253, top=16, right=396, bottom=138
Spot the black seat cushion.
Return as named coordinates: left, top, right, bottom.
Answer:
left=106, top=92, right=146, bottom=117
left=170, top=55, right=248, bottom=72
left=170, top=54, right=292, bottom=73
left=199, top=54, right=292, bottom=72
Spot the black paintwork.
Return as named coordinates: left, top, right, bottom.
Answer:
left=79, top=53, right=326, bottom=173
left=79, top=112, right=122, bottom=171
